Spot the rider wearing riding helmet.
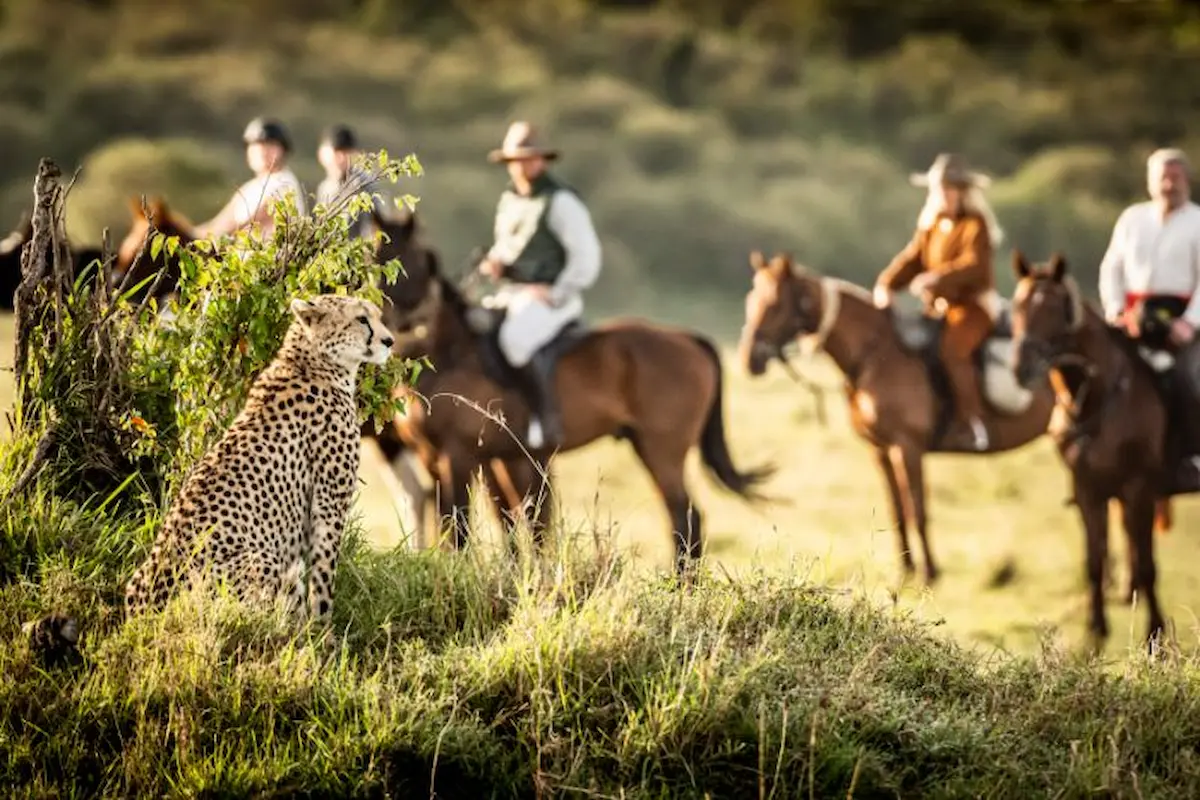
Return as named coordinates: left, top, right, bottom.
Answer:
left=194, top=117, right=307, bottom=241
left=315, top=124, right=389, bottom=240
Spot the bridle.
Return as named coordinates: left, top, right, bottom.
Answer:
left=1016, top=277, right=1128, bottom=454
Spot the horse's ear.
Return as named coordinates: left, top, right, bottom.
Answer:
left=1011, top=248, right=1030, bottom=280
left=129, top=196, right=146, bottom=220
left=749, top=250, right=766, bottom=271
left=148, top=196, right=167, bottom=223
left=1048, top=251, right=1068, bottom=282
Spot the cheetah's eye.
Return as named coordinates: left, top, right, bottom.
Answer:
left=357, top=315, right=369, bottom=324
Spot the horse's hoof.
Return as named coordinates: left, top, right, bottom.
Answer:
left=923, top=568, right=940, bottom=587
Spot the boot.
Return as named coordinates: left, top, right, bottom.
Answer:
left=944, top=358, right=989, bottom=451
left=521, top=348, right=564, bottom=450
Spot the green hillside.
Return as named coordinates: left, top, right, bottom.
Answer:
left=3, top=0, right=1199, bottom=335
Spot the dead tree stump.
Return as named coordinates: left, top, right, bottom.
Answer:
left=5, top=157, right=157, bottom=505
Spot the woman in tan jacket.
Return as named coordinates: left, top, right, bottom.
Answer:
left=873, top=153, right=1005, bottom=452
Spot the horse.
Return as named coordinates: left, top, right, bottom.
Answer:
left=361, top=209, right=579, bottom=553
left=738, top=251, right=1057, bottom=586
left=113, top=196, right=197, bottom=304
left=384, top=260, right=776, bottom=575
left=0, top=210, right=107, bottom=310
left=1008, top=250, right=1173, bottom=652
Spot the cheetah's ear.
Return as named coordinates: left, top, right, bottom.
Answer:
left=290, top=297, right=324, bottom=331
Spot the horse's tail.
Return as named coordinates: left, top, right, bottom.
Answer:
left=688, top=334, right=777, bottom=500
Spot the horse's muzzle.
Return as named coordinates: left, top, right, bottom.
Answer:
left=1013, top=339, right=1050, bottom=388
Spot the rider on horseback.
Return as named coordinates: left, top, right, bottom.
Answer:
left=194, top=117, right=307, bottom=241
left=315, top=124, right=390, bottom=240
left=476, top=121, right=603, bottom=450
left=1098, top=147, right=1200, bottom=485
left=873, top=153, right=1005, bottom=452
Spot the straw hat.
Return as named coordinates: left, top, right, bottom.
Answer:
left=487, top=121, right=560, bottom=163
left=909, top=152, right=991, bottom=189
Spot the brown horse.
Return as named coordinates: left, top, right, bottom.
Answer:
left=385, top=261, right=776, bottom=574
left=1008, top=250, right=1171, bottom=651
left=113, top=196, right=197, bottom=304
left=738, top=251, right=1057, bottom=585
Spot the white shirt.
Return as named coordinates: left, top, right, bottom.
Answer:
left=230, top=169, right=307, bottom=237
left=487, top=188, right=602, bottom=307
left=1099, top=200, right=1200, bottom=326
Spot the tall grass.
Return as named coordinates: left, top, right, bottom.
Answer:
left=5, top=477, right=1200, bottom=798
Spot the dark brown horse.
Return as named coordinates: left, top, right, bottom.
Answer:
left=738, top=251, right=1057, bottom=585
left=1008, top=250, right=1171, bottom=651
left=385, top=260, right=776, bottom=574
left=0, top=210, right=106, bottom=310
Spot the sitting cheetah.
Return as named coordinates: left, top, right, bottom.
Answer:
left=124, top=294, right=395, bottom=622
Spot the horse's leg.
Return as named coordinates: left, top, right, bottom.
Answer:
left=436, top=453, right=475, bottom=551
left=513, top=456, right=554, bottom=552
left=379, top=447, right=432, bottom=550
left=890, top=443, right=936, bottom=585
left=478, top=459, right=527, bottom=558
left=1073, top=476, right=1111, bottom=650
left=1118, top=501, right=1140, bottom=606
left=875, top=446, right=914, bottom=578
left=632, top=435, right=700, bottom=576
left=1120, top=481, right=1167, bottom=650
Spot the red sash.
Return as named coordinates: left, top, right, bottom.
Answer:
left=1124, top=291, right=1193, bottom=314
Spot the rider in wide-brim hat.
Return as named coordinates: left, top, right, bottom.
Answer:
left=487, top=121, right=561, bottom=164
left=874, top=151, right=1004, bottom=453
left=909, top=152, right=992, bottom=189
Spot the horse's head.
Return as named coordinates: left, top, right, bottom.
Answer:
left=739, top=250, right=829, bottom=376
left=1009, top=248, right=1085, bottom=388
left=114, top=196, right=196, bottom=297
left=371, top=207, right=442, bottom=321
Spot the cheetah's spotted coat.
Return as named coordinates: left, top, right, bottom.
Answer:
left=124, top=294, right=395, bottom=621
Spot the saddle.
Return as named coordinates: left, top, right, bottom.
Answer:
left=464, top=301, right=591, bottom=391
left=887, top=297, right=1030, bottom=447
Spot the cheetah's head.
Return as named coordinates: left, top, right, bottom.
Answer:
left=289, top=294, right=395, bottom=368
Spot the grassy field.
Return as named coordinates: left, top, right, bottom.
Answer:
left=355, top=353, right=1200, bottom=661
left=11, top=305, right=1200, bottom=796
left=0, top=295, right=1169, bottom=663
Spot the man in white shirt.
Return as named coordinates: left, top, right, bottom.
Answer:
left=476, top=121, right=603, bottom=449
left=194, top=117, right=307, bottom=242
left=1098, top=146, right=1200, bottom=485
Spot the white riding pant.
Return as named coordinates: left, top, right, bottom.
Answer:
left=493, top=285, right=583, bottom=368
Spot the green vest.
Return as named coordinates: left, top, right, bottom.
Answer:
left=494, top=172, right=574, bottom=285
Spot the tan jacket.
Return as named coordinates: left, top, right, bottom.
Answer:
left=877, top=210, right=994, bottom=307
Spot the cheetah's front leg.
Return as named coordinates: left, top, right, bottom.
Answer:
left=306, top=475, right=355, bottom=622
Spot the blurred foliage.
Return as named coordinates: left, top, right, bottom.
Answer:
left=2, top=0, right=1200, bottom=337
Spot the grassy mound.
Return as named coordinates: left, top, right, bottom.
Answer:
left=4, top=498, right=1200, bottom=798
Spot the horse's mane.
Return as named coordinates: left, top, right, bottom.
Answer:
left=787, top=262, right=874, bottom=303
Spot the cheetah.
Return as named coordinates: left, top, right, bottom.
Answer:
left=124, top=294, right=395, bottom=622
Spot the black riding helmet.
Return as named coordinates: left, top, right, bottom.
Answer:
left=320, top=124, right=358, bottom=152
left=243, top=117, right=292, bottom=153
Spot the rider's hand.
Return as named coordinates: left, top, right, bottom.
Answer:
left=1114, top=311, right=1141, bottom=338
left=478, top=257, right=504, bottom=280
left=1170, top=318, right=1195, bottom=346
left=523, top=284, right=554, bottom=305
left=909, top=272, right=937, bottom=296
left=872, top=284, right=892, bottom=309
